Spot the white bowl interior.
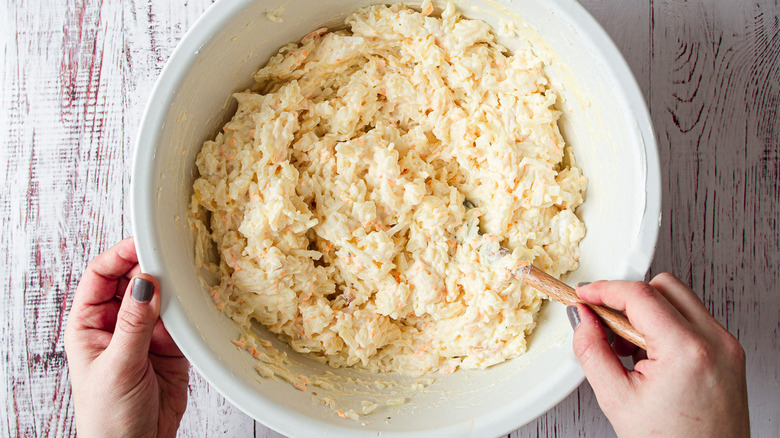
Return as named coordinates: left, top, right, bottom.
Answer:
left=131, top=1, right=660, bottom=437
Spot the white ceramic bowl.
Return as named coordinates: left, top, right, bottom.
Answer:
left=131, top=1, right=660, bottom=436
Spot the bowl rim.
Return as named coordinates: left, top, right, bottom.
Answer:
left=130, top=0, right=660, bottom=436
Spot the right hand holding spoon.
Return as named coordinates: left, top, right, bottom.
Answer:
left=568, top=273, right=749, bottom=437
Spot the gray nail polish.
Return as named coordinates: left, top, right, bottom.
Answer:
left=566, top=305, right=580, bottom=329
left=132, top=278, right=153, bottom=303
left=577, top=281, right=591, bottom=288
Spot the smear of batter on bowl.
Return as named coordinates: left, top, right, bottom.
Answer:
left=191, top=0, right=587, bottom=376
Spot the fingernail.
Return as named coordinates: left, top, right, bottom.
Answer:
left=567, top=305, right=580, bottom=329
left=132, top=278, right=153, bottom=303
left=577, top=282, right=591, bottom=288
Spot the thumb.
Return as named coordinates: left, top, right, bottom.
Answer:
left=569, top=304, right=631, bottom=399
left=106, top=275, right=160, bottom=372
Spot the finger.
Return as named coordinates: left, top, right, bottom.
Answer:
left=73, top=238, right=137, bottom=308
left=569, top=304, right=631, bottom=396
left=649, top=273, right=715, bottom=327
left=576, top=280, right=692, bottom=350
left=104, top=274, right=160, bottom=377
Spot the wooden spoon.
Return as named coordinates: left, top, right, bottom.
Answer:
left=463, top=200, right=646, bottom=350
left=514, top=263, right=646, bottom=350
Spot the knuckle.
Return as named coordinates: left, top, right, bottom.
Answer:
left=573, top=333, right=601, bottom=365
left=682, top=337, right=714, bottom=366
left=649, top=272, right=684, bottom=292
left=572, top=336, right=589, bottom=360
left=85, top=255, right=103, bottom=273
left=723, top=334, right=746, bottom=363
left=652, top=272, right=677, bottom=285
left=630, top=282, right=658, bottom=301
left=733, top=344, right=746, bottom=365
left=117, top=307, right=152, bottom=334
left=694, top=345, right=714, bottom=366
left=63, top=319, right=84, bottom=353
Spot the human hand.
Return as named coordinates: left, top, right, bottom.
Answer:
left=64, top=237, right=189, bottom=438
left=569, top=273, right=749, bottom=438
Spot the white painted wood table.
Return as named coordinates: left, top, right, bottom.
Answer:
left=2, top=0, right=778, bottom=436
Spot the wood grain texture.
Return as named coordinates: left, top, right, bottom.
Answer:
left=646, top=1, right=780, bottom=434
left=1, top=1, right=777, bottom=437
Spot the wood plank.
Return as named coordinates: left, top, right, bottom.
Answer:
left=648, top=1, right=780, bottom=435
left=1, top=0, right=255, bottom=436
left=176, top=369, right=256, bottom=437
left=1, top=0, right=124, bottom=436
left=255, top=423, right=289, bottom=438
left=1, top=0, right=778, bottom=437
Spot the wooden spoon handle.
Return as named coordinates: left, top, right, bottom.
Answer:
left=517, top=265, right=647, bottom=350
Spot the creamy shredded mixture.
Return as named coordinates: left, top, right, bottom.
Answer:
left=191, top=1, right=587, bottom=376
